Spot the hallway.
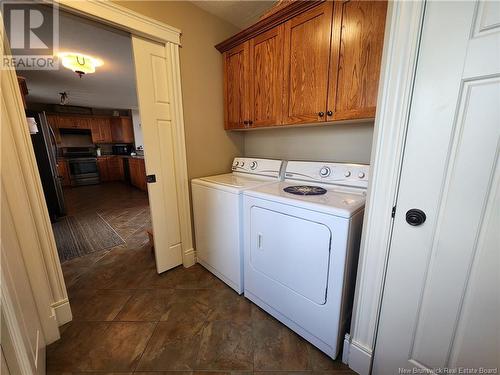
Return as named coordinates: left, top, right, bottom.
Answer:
left=47, top=183, right=353, bottom=374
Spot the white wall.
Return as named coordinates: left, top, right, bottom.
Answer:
left=243, top=121, right=374, bottom=164
left=131, top=108, right=143, bottom=149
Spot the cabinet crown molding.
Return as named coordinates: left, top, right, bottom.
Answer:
left=215, top=0, right=324, bottom=53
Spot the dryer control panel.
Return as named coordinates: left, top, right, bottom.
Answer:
left=284, top=161, right=369, bottom=188
left=232, top=158, right=284, bottom=179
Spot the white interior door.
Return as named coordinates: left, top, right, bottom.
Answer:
left=132, top=36, right=182, bottom=273
left=373, top=1, right=500, bottom=373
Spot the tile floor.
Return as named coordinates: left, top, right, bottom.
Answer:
left=48, top=182, right=354, bottom=374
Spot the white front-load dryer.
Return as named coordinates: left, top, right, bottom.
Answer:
left=191, top=158, right=284, bottom=294
left=242, top=161, right=369, bottom=358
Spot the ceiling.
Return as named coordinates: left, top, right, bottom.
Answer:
left=191, top=1, right=276, bottom=29
left=18, top=8, right=137, bottom=110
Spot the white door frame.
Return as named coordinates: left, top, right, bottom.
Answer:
left=342, top=1, right=426, bottom=374
left=2, top=0, right=195, bottom=349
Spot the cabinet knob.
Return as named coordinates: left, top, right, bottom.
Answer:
left=318, top=112, right=325, bottom=117
left=327, top=110, right=333, bottom=116
left=243, top=120, right=249, bottom=125
left=248, top=120, right=253, bottom=125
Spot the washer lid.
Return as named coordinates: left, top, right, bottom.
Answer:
left=244, top=181, right=366, bottom=218
left=193, top=173, right=278, bottom=192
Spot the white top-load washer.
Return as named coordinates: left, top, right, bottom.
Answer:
left=242, top=160, right=369, bottom=359
left=191, top=157, right=284, bottom=294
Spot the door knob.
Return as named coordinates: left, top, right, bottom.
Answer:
left=406, top=209, right=426, bottom=226
left=318, top=112, right=325, bottom=117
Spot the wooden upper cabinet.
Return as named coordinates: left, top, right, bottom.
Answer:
left=217, top=0, right=387, bottom=130
left=283, top=1, right=333, bottom=125
left=111, top=117, right=134, bottom=143
left=223, top=42, right=249, bottom=130
left=249, top=25, right=284, bottom=127
left=328, top=0, right=388, bottom=121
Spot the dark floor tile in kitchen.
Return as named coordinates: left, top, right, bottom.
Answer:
left=195, top=320, right=253, bottom=371
left=253, top=317, right=310, bottom=371
left=70, top=289, right=132, bottom=321
left=136, top=320, right=204, bottom=371
left=115, top=289, right=173, bottom=321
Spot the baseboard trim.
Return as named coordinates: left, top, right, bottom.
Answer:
left=183, top=247, right=196, bottom=267
left=51, top=298, right=72, bottom=326
left=344, top=338, right=372, bottom=375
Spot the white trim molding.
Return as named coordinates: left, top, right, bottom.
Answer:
left=346, top=1, right=426, bottom=374
left=56, top=0, right=181, bottom=45
left=2, top=3, right=194, bottom=362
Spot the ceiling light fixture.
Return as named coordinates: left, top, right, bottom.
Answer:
left=58, top=52, right=103, bottom=78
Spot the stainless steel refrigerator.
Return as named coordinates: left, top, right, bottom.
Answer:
left=28, top=111, right=66, bottom=221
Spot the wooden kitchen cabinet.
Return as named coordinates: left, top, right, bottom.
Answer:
left=328, top=0, right=388, bottom=121
left=107, top=156, right=124, bottom=181
left=217, top=0, right=387, bottom=129
left=249, top=25, right=284, bottom=127
left=56, top=158, right=71, bottom=187
left=97, top=157, right=110, bottom=182
left=223, top=42, right=249, bottom=130
left=111, top=117, right=134, bottom=143
left=129, top=157, right=147, bottom=192
left=282, top=2, right=333, bottom=125
left=97, top=156, right=124, bottom=182
left=91, top=118, right=112, bottom=144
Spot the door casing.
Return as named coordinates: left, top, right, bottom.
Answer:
left=1, top=1, right=195, bottom=368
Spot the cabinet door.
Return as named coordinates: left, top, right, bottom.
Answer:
left=120, top=118, right=134, bottom=143
left=282, top=2, right=333, bottom=125
left=224, top=42, right=249, bottom=129
left=328, top=0, right=387, bottom=121
left=101, top=121, right=113, bottom=143
left=97, top=157, right=109, bottom=182
left=90, top=119, right=102, bottom=143
left=249, top=26, right=284, bottom=127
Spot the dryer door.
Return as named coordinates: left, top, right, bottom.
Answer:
left=249, top=206, right=331, bottom=304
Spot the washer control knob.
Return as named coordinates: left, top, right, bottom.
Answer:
left=234, top=161, right=239, bottom=167
left=240, top=162, right=245, bottom=167
left=250, top=161, right=258, bottom=170
left=319, top=166, right=331, bottom=177
left=344, top=171, right=351, bottom=177
left=358, top=171, right=366, bottom=179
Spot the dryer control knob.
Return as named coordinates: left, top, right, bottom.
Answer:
left=250, top=161, right=258, bottom=170
left=240, top=162, right=245, bottom=167
left=344, top=171, right=351, bottom=177
left=358, top=172, right=366, bottom=179
left=319, top=166, right=331, bottom=177
left=234, top=161, right=239, bottom=167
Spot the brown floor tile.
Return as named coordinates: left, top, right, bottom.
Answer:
left=115, top=289, right=174, bottom=321
left=84, top=321, right=156, bottom=372
left=50, top=183, right=354, bottom=375
left=47, top=321, right=111, bottom=371
left=195, top=320, right=253, bottom=371
left=253, top=318, right=309, bottom=371
left=307, top=344, right=352, bottom=372
left=136, top=321, right=204, bottom=371
left=160, top=289, right=212, bottom=323
left=70, top=289, right=132, bottom=321
left=207, top=288, right=252, bottom=322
